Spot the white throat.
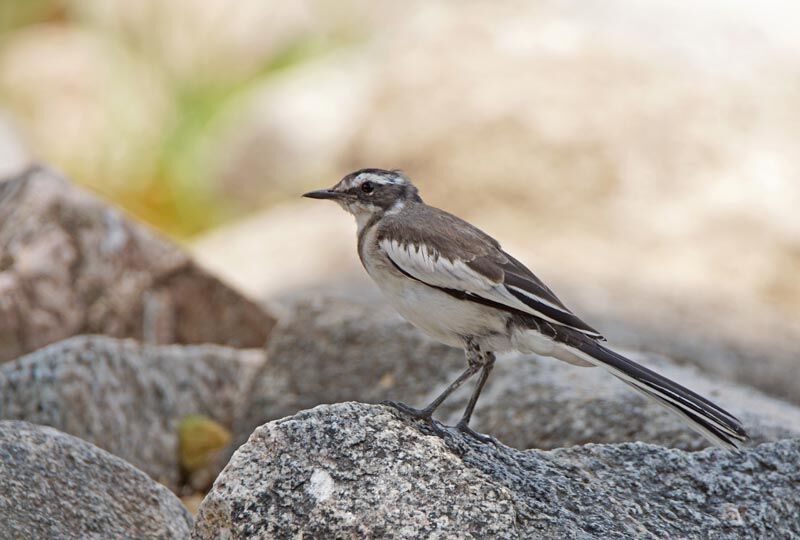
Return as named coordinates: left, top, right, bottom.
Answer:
left=350, top=205, right=377, bottom=235
left=346, top=198, right=405, bottom=234
left=354, top=211, right=372, bottom=234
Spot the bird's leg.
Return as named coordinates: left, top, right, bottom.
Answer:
left=382, top=363, right=480, bottom=420
left=456, top=351, right=498, bottom=444
left=382, top=339, right=483, bottom=421
left=457, top=351, right=495, bottom=426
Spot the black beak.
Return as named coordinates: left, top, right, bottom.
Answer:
left=302, top=189, right=341, bottom=200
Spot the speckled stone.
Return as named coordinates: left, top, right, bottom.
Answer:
left=193, top=402, right=800, bottom=539
left=0, top=335, right=265, bottom=491
left=0, top=420, right=192, bottom=539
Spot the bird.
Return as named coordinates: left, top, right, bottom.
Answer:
left=303, top=168, right=749, bottom=449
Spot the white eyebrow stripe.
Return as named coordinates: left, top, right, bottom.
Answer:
left=356, top=173, right=406, bottom=186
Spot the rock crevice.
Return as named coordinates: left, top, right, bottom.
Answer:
left=0, top=420, right=192, bottom=539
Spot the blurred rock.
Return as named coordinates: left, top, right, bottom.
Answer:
left=577, top=297, right=800, bottom=408
left=211, top=51, right=374, bottom=208
left=0, top=420, right=192, bottom=539
left=344, top=1, right=800, bottom=290
left=179, top=415, right=232, bottom=473
left=0, top=112, right=30, bottom=179
left=237, top=291, right=798, bottom=452
left=0, top=24, right=172, bottom=192
left=192, top=403, right=800, bottom=539
left=0, top=166, right=275, bottom=362
left=0, top=335, right=265, bottom=492
left=191, top=201, right=362, bottom=299
left=72, top=0, right=371, bottom=86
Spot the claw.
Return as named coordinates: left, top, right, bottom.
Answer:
left=382, top=400, right=452, bottom=438
left=381, top=400, right=433, bottom=420
left=455, top=421, right=498, bottom=445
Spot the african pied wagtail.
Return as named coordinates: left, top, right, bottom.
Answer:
left=304, top=168, right=749, bottom=449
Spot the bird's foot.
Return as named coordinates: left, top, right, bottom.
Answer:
left=381, top=400, right=434, bottom=421
left=381, top=400, right=451, bottom=438
left=455, top=421, right=498, bottom=445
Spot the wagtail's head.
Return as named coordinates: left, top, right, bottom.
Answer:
left=303, top=168, right=421, bottom=225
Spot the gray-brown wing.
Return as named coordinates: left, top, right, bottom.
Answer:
left=378, top=206, right=604, bottom=339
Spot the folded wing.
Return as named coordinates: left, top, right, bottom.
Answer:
left=380, top=237, right=603, bottom=339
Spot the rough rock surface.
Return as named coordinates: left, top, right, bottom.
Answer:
left=0, top=165, right=275, bottom=362
left=0, top=335, right=265, bottom=491
left=0, top=420, right=192, bottom=539
left=193, top=403, right=800, bottom=539
left=240, top=292, right=799, bottom=452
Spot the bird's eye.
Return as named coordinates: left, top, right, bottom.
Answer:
left=361, top=181, right=374, bottom=194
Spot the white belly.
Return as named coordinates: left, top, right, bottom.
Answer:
left=386, top=275, right=510, bottom=347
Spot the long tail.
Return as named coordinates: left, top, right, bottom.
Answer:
left=565, top=337, right=749, bottom=450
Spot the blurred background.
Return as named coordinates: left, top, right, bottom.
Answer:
left=2, top=1, right=799, bottom=394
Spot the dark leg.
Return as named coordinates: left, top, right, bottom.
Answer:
left=383, top=339, right=484, bottom=421
left=458, top=351, right=496, bottom=427
left=456, top=351, right=498, bottom=444
left=382, top=362, right=481, bottom=420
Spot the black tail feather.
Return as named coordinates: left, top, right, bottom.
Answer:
left=567, top=338, right=749, bottom=449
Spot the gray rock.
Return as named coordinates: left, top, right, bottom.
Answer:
left=0, top=420, right=192, bottom=539
left=240, top=292, right=799, bottom=452
left=192, top=403, right=800, bottom=539
left=0, top=165, right=275, bottom=363
left=0, top=335, right=265, bottom=492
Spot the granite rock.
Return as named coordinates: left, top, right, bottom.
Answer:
left=193, top=402, right=800, bottom=539
left=0, top=420, right=192, bottom=539
left=0, top=335, right=265, bottom=491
